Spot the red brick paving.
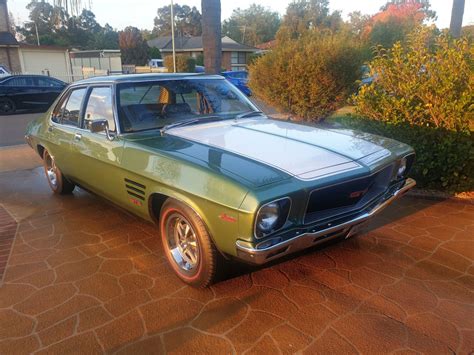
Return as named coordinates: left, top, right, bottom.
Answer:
left=0, top=206, right=17, bottom=282
left=0, top=167, right=473, bottom=354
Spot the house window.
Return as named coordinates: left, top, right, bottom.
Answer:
left=231, top=52, right=246, bottom=65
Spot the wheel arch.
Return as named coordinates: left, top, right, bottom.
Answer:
left=36, top=144, right=45, bottom=159
left=147, top=190, right=232, bottom=259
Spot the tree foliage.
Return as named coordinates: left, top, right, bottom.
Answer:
left=16, top=1, right=119, bottom=49
left=222, top=5, right=280, bottom=46
left=119, top=27, right=150, bottom=65
left=365, top=0, right=437, bottom=48
left=380, top=0, right=436, bottom=21
left=152, top=4, right=202, bottom=37
left=281, top=0, right=343, bottom=38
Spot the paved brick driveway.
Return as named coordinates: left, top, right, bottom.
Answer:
left=0, top=167, right=473, bottom=354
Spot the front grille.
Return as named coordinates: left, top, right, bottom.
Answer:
left=304, top=164, right=394, bottom=224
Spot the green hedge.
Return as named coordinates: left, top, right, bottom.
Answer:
left=164, top=54, right=196, bottom=73
left=331, top=115, right=474, bottom=193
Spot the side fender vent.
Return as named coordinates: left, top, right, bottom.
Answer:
left=125, top=178, right=146, bottom=201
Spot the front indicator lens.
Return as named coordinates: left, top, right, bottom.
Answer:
left=256, top=202, right=280, bottom=232
left=398, top=157, right=407, bottom=177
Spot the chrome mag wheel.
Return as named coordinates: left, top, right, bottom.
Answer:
left=166, top=213, right=200, bottom=272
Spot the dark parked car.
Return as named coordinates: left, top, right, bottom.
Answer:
left=221, top=71, right=251, bottom=96
left=0, top=75, right=67, bottom=114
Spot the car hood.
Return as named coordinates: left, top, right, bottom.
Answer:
left=163, top=118, right=394, bottom=183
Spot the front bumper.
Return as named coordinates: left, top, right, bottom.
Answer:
left=235, top=178, right=416, bottom=265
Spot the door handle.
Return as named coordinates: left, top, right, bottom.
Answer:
left=74, top=133, right=82, bottom=141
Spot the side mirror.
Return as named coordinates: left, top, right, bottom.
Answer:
left=89, top=118, right=108, bottom=133
left=88, top=119, right=114, bottom=141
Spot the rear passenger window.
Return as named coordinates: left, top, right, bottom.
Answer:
left=52, top=95, right=68, bottom=123
left=84, top=87, right=115, bottom=132
left=62, top=88, right=87, bottom=127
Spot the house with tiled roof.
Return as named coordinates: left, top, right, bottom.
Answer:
left=148, top=35, right=258, bottom=71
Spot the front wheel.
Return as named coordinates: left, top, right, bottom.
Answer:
left=42, top=149, right=75, bottom=194
left=160, top=199, right=218, bottom=287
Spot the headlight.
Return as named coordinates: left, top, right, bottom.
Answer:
left=255, top=198, right=291, bottom=238
left=256, top=203, right=280, bottom=232
left=397, top=157, right=407, bottom=177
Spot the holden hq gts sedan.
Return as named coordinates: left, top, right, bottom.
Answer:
left=25, top=73, right=416, bottom=287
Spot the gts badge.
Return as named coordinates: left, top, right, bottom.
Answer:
left=349, top=188, right=369, bottom=199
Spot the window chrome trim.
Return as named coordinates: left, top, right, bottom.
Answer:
left=49, top=85, right=89, bottom=129
left=253, top=197, right=292, bottom=240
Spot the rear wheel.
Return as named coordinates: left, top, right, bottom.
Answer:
left=42, top=149, right=75, bottom=194
left=0, top=98, right=15, bottom=114
left=160, top=199, right=218, bottom=287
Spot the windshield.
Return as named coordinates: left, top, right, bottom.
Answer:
left=117, top=78, right=258, bottom=133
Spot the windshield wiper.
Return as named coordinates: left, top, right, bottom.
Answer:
left=160, top=116, right=223, bottom=135
left=235, top=110, right=265, bottom=119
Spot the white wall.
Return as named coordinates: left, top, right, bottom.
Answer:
left=19, top=48, right=72, bottom=82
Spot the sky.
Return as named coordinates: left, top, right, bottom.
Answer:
left=8, top=0, right=474, bottom=31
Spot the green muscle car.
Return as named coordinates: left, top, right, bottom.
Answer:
left=25, top=73, right=416, bottom=287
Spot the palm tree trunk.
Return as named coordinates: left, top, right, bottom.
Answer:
left=449, top=0, right=465, bottom=38
left=201, top=0, right=221, bottom=74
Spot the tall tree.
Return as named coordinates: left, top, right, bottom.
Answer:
left=380, top=0, right=436, bottom=21
left=201, top=0, right=221, bottom=74
left=17, top=1, right=119, bottom=49
left=153, top=4, right=202, bottom=37
left=52, top=0, right=89, bottom=16
left=365, top=0, right=437, bottom=48
left=282, top=0, right=343, bottom=38
left=449, top=0, right=465, bottom=38
left=222, top=5, right=280, bottom=46
left=119, top=26, right=149, bottom=65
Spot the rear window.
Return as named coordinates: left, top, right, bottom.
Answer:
left=4, top=77, right=35, bottom=86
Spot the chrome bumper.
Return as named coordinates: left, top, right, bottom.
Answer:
left=235, top=178, right=416, bottom=265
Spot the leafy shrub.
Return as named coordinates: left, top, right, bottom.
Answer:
left=248, top=30, right=365, bottom=120
left=346, top=26, right=474, bottom=192
left=353, top=27, right=473, bottom=132
left=164, top=54, right=196, bottom=73
left=331, top=115, right=473, bottom=193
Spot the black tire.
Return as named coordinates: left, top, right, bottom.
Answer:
left=0, top=98, right=16, bottom=114
left=160, top=199, right=218, bottom=287
left=42, top=149, right=75, bottom=194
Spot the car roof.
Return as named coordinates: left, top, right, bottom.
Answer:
left=71, top=73, right=224, bottom=86
left=0, top=74, right=65, bottom=83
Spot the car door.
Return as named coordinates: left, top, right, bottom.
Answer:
left=15, top=76, right=39, bottom=110
left=45, top=87, right=87, bottom=177
left=70, top=85, right=126, bottom=204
